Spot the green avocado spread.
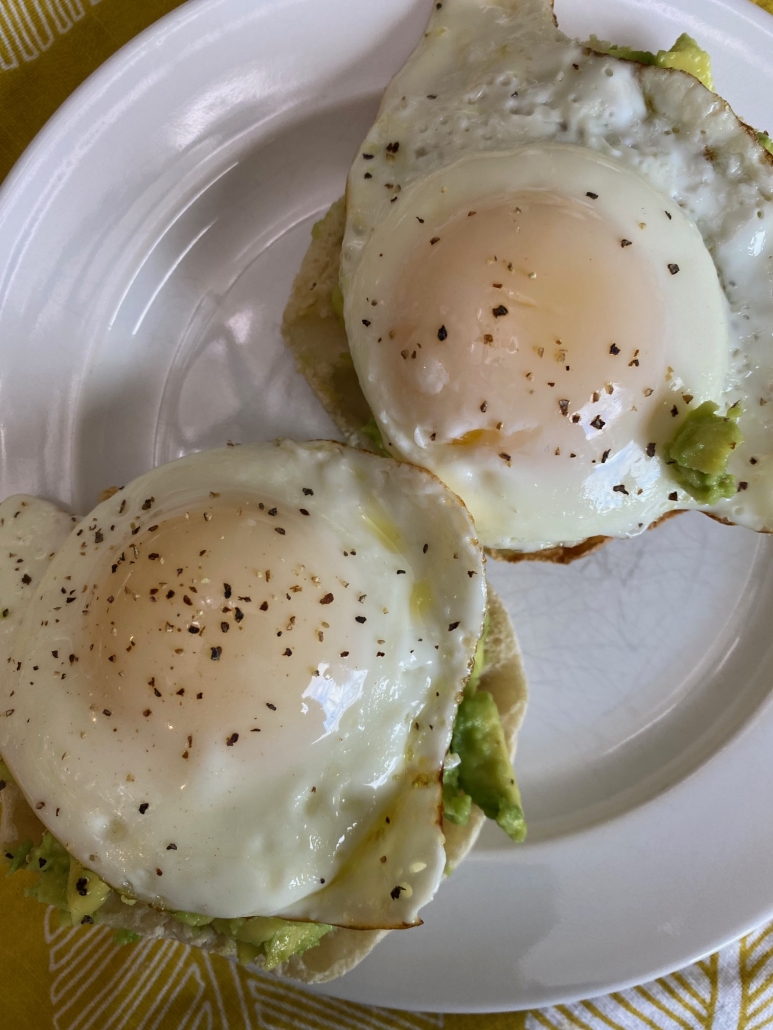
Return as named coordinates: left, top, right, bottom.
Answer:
left=588, top=33, right=713, bottom=90
left=442, top=625, right=526, bottom=843
left=666, top=401, right=743, bottom=503
left=2, top=830, right=332, bottom=964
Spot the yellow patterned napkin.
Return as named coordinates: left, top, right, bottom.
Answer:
left=1, top=1, right=772, bottom=1027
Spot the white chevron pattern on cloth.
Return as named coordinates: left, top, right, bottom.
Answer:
left=0, top=0, right=103, bottom=70
left=44, top=909, right=444, bottom=1030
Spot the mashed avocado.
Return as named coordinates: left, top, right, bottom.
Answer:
left=443, top=623, right=526, bottom=842
left=588, top=33, right=713, bottom=91
left=760, top=132, right=773, bottom=156
left=211, top=916, right=332, bottom=969
left=5, top=834, right=111, bottom=926
left=2, top=831, right=331, bottom=966
left=666, top=401, right=743, bottom=503
left=5, top=839, right=32, bottom=875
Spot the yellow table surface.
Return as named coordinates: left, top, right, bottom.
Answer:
left=1, top=1, right=772, bottom=1026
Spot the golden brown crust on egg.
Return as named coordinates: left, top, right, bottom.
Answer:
left=487, top=535, right=609, bottom=565
left=488, top=510, right=689, bottom=563
left=97, top=485, right=122, bottom=504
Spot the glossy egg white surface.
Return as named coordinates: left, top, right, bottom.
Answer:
left=342, top=0, right=773, bottom=552
left=0, top=441, right=486, bottom=927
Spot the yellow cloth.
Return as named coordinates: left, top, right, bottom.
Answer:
left=1, top=1, right=772, bottom=1026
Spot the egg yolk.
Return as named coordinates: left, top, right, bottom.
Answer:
left=387, top=192, right=665, bottom=461
left=80, top=501, right=374, bottom=773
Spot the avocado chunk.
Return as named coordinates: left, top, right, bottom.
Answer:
left=447, top=691, right=526, bottom=842
left=588, top=33, right=713, bottom=90
left=212, top=915, right=333, bottom=969
left=5, top=832, right=113, bottom=925
left=759, top=132, right=773, bottom=156
left=114, top=929, right=142, bottom=946
left=67, top=859, right=112, bottom=925
left=443, top=617, right=525, bottom=841
left=173, top=910, right=215, bottom=928
left=666, top=401, right=743, bottom=503
left=25, top=835, right=71, bottom=909
left=4, top=839, right=32, bottom=875
left=212, top=915, right=286, bottom=947
left=263, top=922, right=333, bottom=971
left=442, top=765, right=473, bottom=825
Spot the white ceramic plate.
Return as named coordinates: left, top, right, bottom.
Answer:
left=1, top=0, right=773, bottom=1013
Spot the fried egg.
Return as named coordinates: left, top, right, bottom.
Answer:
left=342, top=0, right=773, bottom=553
left=0, top=441, right=486, bottom=927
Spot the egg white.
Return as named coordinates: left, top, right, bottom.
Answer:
left=0, top=441, right=486, bottom=927
left=342, top=0, right=773, bottom=552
